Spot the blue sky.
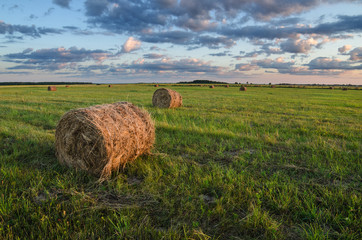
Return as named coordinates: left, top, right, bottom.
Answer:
left=1, top=0, right=361, bottom=84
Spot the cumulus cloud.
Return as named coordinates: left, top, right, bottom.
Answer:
left=121, top=37, right=141, bottom=53
left=280, top=37, right=319, bottom=53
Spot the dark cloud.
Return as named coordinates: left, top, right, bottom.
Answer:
left=308, top=57, right=362, bottom=70
left=0, top=21, right=63, bottom=38
left=220, top=15, right=362, bottom=40
left=143, top=53, right=165, bottom=59
left=81, top=0, right=362, bottom=50
left=53, top=0, right=71, bottom=9
left=348, top=47, right=362, bottom=61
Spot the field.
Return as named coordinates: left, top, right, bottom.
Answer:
left=0, top=84, right=361, bottom=239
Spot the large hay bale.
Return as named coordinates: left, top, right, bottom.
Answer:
left=55, top=102, right=155, bottom=179
left=152, top=88, right=182, bottom=108
left=239, top=86, right=247, bottom=91
left=48, top=86, right=57, bottom=91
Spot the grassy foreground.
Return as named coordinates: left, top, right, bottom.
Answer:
left=0, top=84, right=361, bottom=239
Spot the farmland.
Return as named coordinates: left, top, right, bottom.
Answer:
left=0, top=84, right=361, bottom=239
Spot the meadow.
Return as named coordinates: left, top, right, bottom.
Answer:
left=0, top=84, right=361, bottom=239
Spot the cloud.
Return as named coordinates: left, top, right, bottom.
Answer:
left=0, top=21, right=63, bottom=38
left=338, top=44, right=352, bottom=53
left=53, top=0, right=71, bottom=9
left=280, top=37, right=319, bottom=53
left=143, top=53, right=165, bottom=59
left=4, top=47, right=113, bottom=71
left=308, top=57, right=362, bottom=70
left=121, top=58, right=226, bottom=73
left=121, top=37, right=141, bottom=53
left=348, top=47, right=362, bottom=61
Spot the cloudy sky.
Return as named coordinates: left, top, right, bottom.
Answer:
left=1, top=0, right=362, bottom=84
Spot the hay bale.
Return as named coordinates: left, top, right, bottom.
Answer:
left=48, top=86, right=57, bottom=91
left=108, top=85, right=112, bottom=87
left=225, top=85, right=229, bottom=88
left=209, top=85, right=215, bottom=89
left=342, top=88, right=348, bottom=91
left=65, top=85, right=70, bottom=88
left=154, top=84, right=159, bottom=87
left=152, top=88, right=182, bottom=108
left=55, top=102, right=155, bottom=179
left=271, top=85, right=276, bottom=88
left=329, top=87, right=334, bottom=90
left=239, top=86, right=247, bottom=91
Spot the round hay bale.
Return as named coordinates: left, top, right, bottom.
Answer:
left=209, top=85, right=215, bottom=89
left=239, top=86, right=247, bottom=91
left=48, top=86, right=57, bottom=91
left=55, top=102, right=155, bottom=179
left=65, top=85, right=70, bottom=88
left=152, top=88, right=182, bottom=108
left=225, top=85, right=229, bottom=88
left=329, top=87, right=334, bottom=90
left=271, top=85, right=276, bottom=88
left=108, top=85, right=112, bottom=87
left=154, top=84, right=159, bottom=87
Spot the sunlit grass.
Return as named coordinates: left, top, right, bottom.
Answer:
left=0, top=84, right=361, bottom=239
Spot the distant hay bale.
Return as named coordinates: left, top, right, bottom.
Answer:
left=152, top=88, right=182, bottom=108
left=239, top=86, right=247, bottom=91
left=342, top=87, right=348, bottom=91
left=154, top=84, right=159, bottom=87
left=65, top=85, right=70, bottom=88
left=48, top=86, right=57, bottom=91
left=271, top=85, right=276, bottom=88
left=209, top=85, right=215, bottom=88
left=55, top=102, right=155, bottom=179
left=329, top=87, right=334, bottom=90
left=108, top=85, right=112, bottom=87
left=225, top=85, right=229, bottom=88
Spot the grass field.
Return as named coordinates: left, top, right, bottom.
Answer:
left=0, top=84, right=361, bottom=239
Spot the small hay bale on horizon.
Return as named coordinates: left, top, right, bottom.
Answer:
left=65, top=85, right=70, bottom=88
left=108, top=85, right=112, bottom=87
left=239, top=86, right=247, bottom=91
left=154, top=84, right=159, bottom=87
left=225, top=85, right=229, bottom=88
left=209, top=85, right=215, bottom=88
left=48, top=86, right=57, bottom=91
left=152, top=88, right=182, bottom=108
left=271, top=85, right=276, bottom=88
left=55, top=102, right=155, bottom=179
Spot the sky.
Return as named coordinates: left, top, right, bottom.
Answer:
left=0, top=0, right=362, bottom=84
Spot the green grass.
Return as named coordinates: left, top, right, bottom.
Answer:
left=0, top=84, right=361, bottom=239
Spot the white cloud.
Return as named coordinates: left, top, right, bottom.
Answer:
left=121, top=37, right=142, bottom=53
